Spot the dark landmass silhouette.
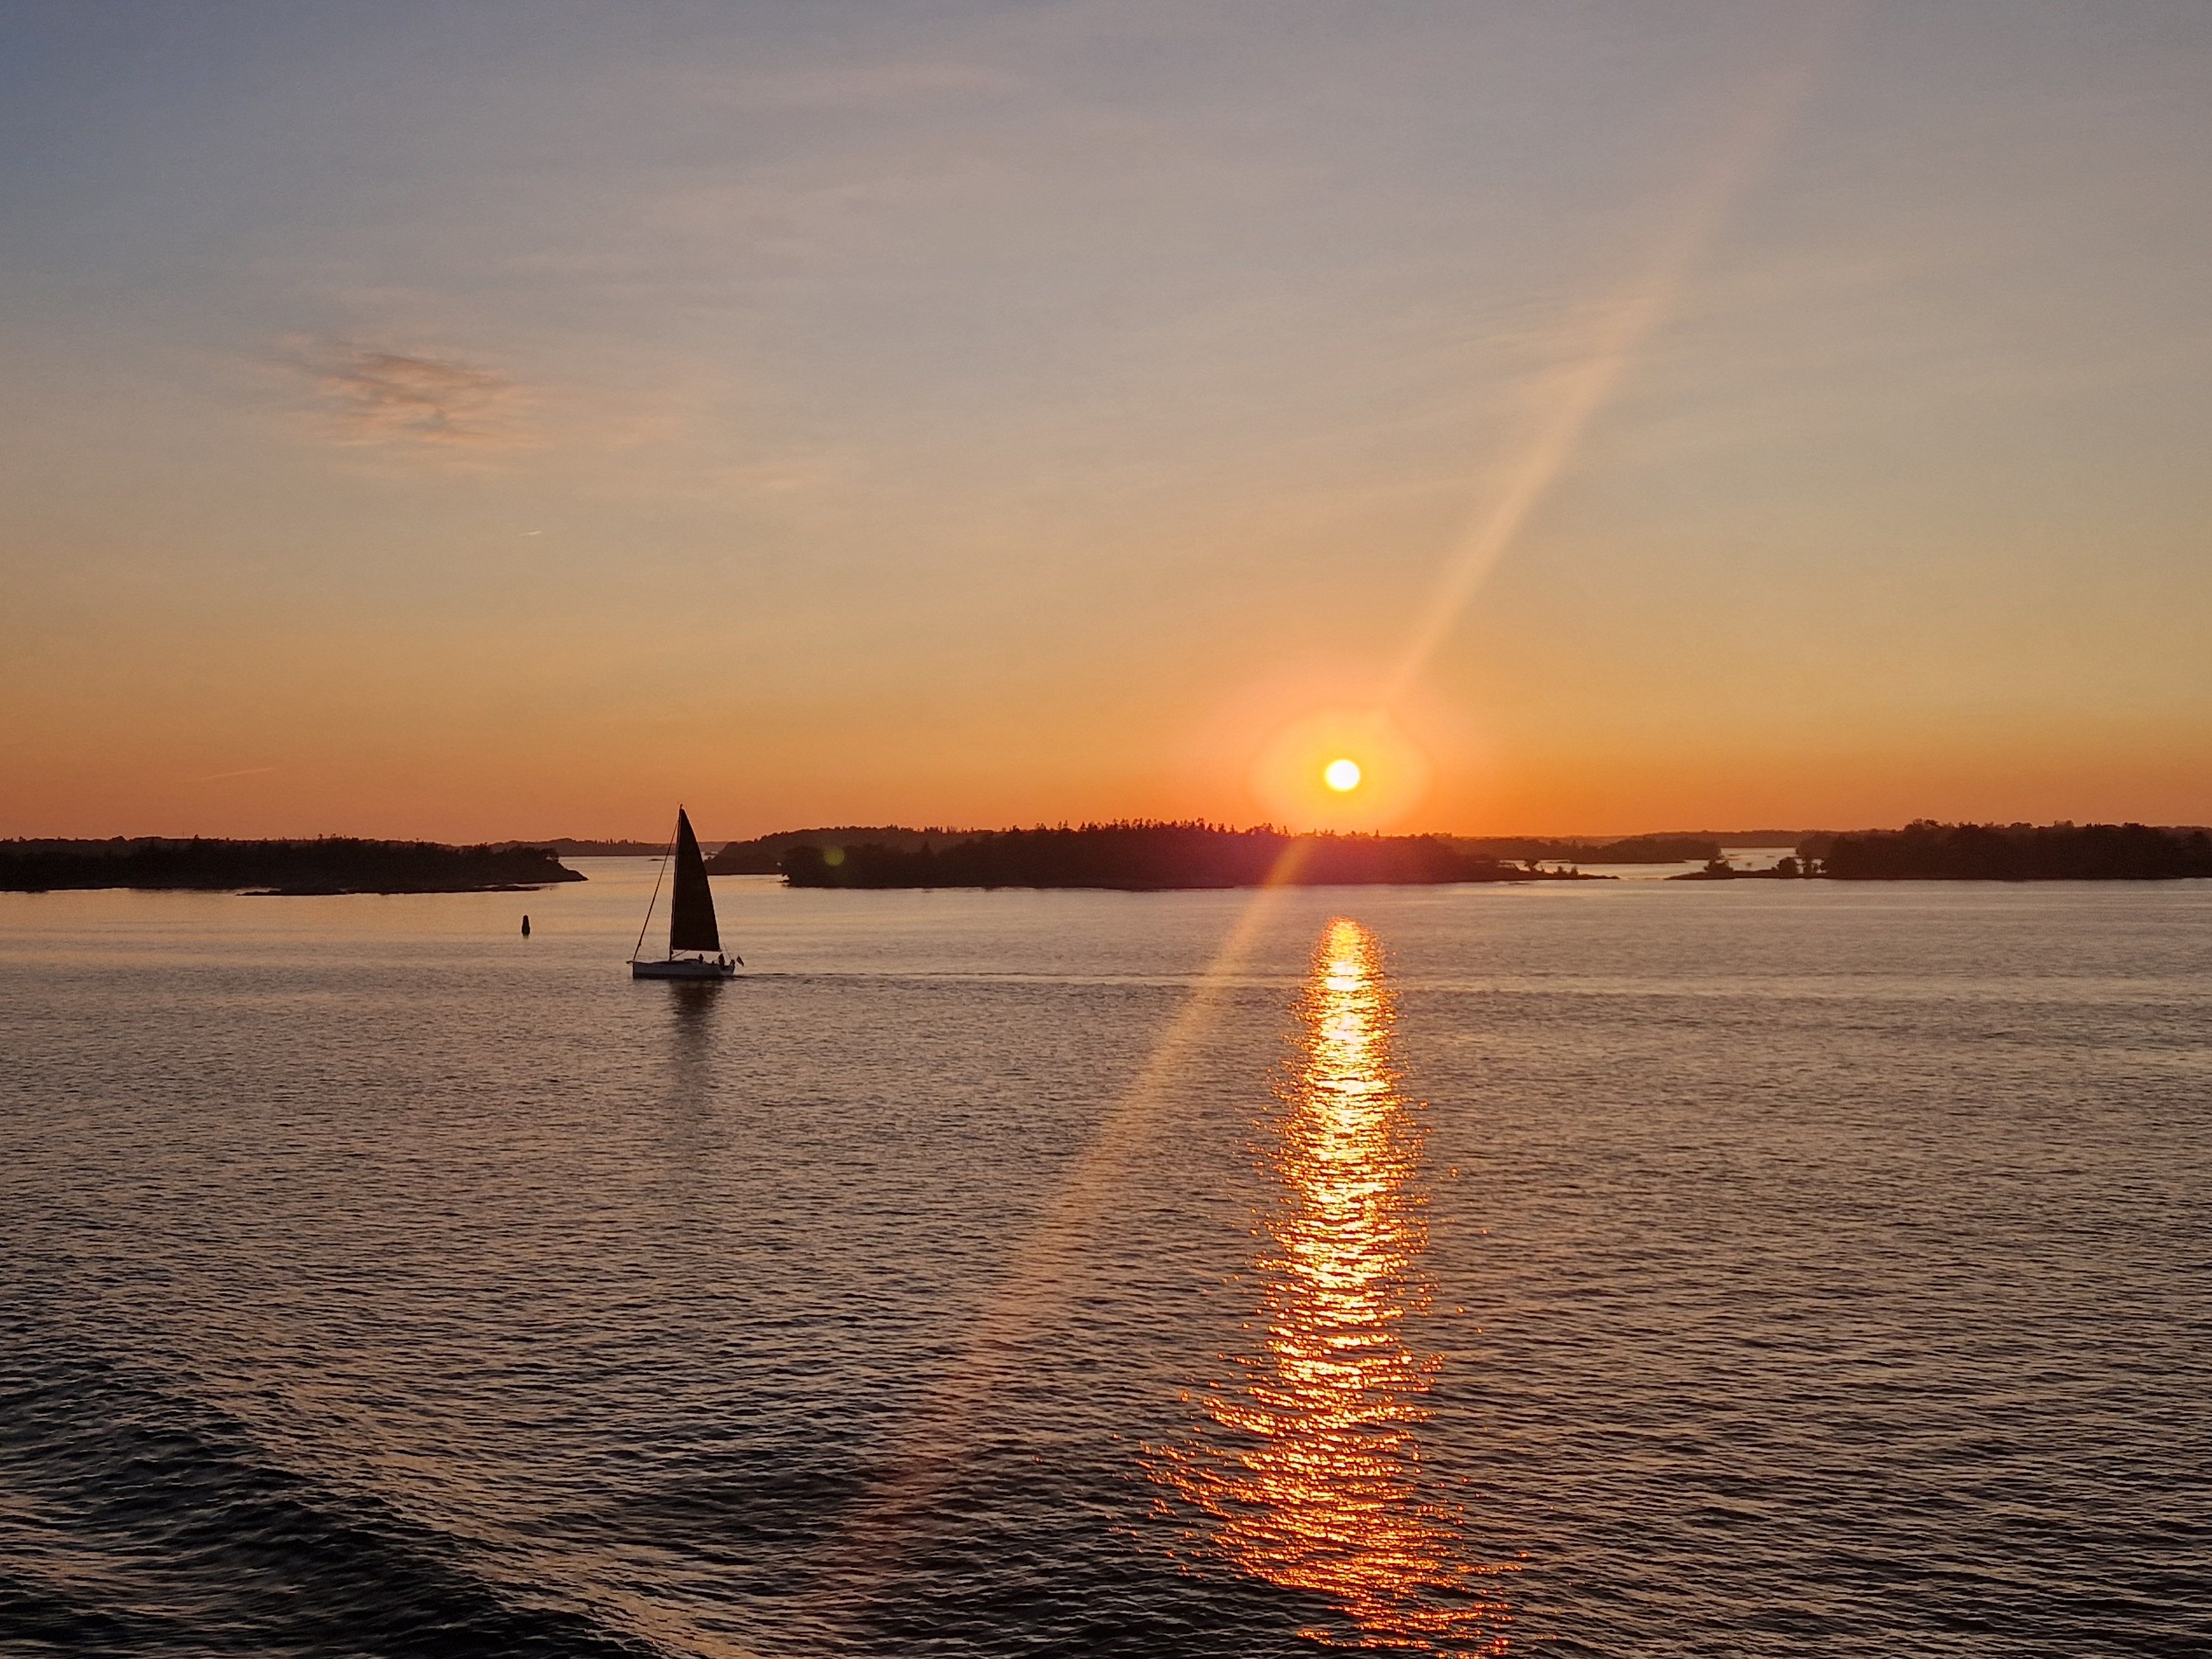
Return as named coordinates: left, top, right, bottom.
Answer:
left=1813, top=821, right=2212, bottom=881
left=1681, top=830, right=1819, bottom=847
left=718, top=825, right=1719, bottom=873
left=1454, top=833, right=1721, bottom=863
left=780, top=822, right=1610, bottom=890
left=502, top=838, right=680, bottom=858
left=706, top=825, right=975, bottom=874
left=0, top=838, right=585, bottom=894
left=17, top=821, right=2200, bottom=895
left=1671, top=855, right=1811, bottom=881
left=761, top=819, right=2212, bottom=888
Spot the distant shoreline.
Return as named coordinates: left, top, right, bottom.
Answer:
left=705, top=826, right=1732, bottom=874
left=9, top=821, right=2207, bottom=895
left=768, top=820, right=2212, bottom=889
left=776, top=823, right=1610, bottom=890
left=0, top=838, right=585, bottom=895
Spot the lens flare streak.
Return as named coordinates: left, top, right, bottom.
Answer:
left=1154, top=919, right=1513, bottom=1652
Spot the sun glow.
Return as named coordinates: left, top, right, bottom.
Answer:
left=1246, top=706, right=1432, bottom=832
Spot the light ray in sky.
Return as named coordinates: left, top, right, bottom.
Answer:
left=1382, top=17, right=1851, bottom=708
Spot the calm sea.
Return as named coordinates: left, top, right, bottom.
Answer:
left=4, top=864, right=2208, bottom=1657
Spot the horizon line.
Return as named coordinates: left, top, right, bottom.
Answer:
left=14, top=818, right=2211, bottom=851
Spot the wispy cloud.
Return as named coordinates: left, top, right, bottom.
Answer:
left=283, top=340, right=536, bottom=452
left=681, top=58, right=1021, bottom=113
left=706, top=455, right=846, bottom=498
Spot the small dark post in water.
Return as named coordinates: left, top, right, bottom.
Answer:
left=521, top=915, right=531, bottom=937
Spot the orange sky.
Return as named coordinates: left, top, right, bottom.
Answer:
left=4, top=3, right=2209, bottom=841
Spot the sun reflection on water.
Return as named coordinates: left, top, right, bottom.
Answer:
left=1154, top=917, right=1514, bottom=1652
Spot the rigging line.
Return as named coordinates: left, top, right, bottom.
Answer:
left=630, top=812, right=677, bottom=963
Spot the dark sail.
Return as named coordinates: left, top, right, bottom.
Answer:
left=666, top=808, right=722, bottom=953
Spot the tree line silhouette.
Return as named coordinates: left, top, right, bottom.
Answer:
left=0, top=838, right=585, bottom=894
left=780, top=821, right=1609, bottom=889
left=705, top=825, right=972, bottom=874
left=1816, top=821, right=2212, bottom=880
left=1455, top=833, right=1722, bottom=864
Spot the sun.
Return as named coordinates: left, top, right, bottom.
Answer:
left=1244, top=703, right=1431, bottom=829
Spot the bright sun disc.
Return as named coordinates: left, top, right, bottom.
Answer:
left=1323, top=758, right=1362, bottom=792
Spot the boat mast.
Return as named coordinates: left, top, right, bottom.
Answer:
left=629, top=813, right=679, bottom=964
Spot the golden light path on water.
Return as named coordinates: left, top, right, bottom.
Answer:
left=1153, top=918, right=1515, bottom=1653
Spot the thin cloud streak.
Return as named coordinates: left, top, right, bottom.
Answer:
left=681, top=57, right=1021, bottom=113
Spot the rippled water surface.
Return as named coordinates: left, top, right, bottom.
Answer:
left=4, top=866, right=2209, bottom=1656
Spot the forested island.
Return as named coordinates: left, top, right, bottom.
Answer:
left=1670, top=857, right=1809, bottom=880
left=718, top=825, right=1721, bottom=876
left=768, top=819, right=2212, bottom=889
left=705, top=825, right=972, bottom=874
left=1813, top=821, right=2212, bottom=881
left=511, top=837, right=673, bottom=857
left=780, top=822, right=1610, bottom=890
left=1453, top=833, right=1724, bottom=863
left=0, top=838, right=585, bottom=894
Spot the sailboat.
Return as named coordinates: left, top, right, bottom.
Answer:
left=629, top=807, right=740, bottom=979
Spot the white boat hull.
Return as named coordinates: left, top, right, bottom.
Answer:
left=630, top=957, right=738, bottom=980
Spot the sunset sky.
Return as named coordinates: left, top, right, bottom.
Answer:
left=4, top=1, right=2209, bottom=840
